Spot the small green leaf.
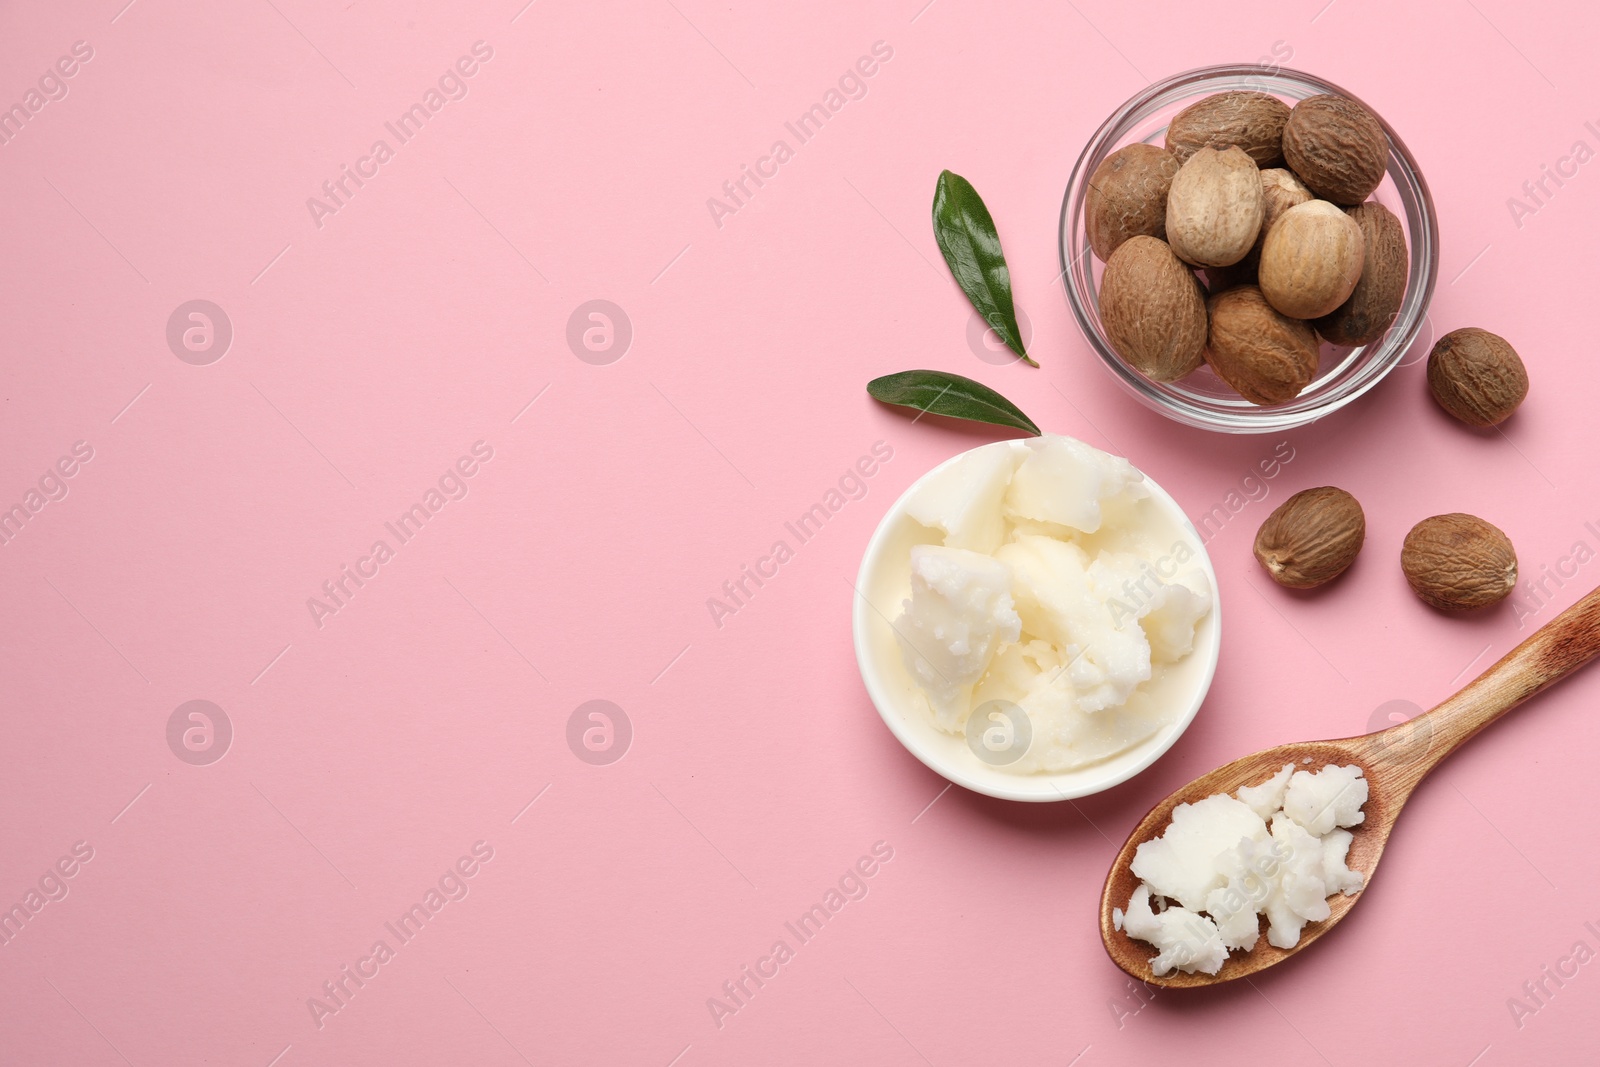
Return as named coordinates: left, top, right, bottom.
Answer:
left=932, top=169, right=1036, bottom=367
left=867, top=370, right=1041, bottom=436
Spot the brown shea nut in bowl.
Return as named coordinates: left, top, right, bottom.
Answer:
left=1085, top=144, right=1182, bottom=261
left=1315, top=202, right=1409, bottom=347
left=1258, top=200, right=1366, bottom=319
left=1164, top=90, right=1290, bottom=166
left=1062, top=65, right=1439, bottom=433
left=1205, top=285, right=1319, bottom=405
left=1282, top=94, right=1388, bottom=205
left=1165, top=146, right=1264, bottom=268
left=1100, top=236, right=1208, bottom=382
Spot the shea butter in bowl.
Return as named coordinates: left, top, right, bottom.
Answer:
left=852, top=435, right=1220, bottom=802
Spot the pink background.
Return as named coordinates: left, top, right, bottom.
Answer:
left=1, top=0, right=1596, bottom=1063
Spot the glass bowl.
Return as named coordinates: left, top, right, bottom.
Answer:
left=1060, top=65, right=1439, bottom=433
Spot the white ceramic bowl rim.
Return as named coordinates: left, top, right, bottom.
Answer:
left=851, top=441, right=1222, bottom=802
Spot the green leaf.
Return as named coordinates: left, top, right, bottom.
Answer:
left=932, top=169, right=1037, bottom=367
left=867, top=370, right=1041, bottom=436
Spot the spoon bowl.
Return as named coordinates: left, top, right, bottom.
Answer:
left=1101, top=735, right=1409, bottom=987
left=1101, top=583, right=1600, bottom=987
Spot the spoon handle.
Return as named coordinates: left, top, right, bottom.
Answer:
left=1415, top=582, right=1600, bottom=771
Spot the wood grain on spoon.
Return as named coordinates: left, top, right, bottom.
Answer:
left=1102, top=582, right=1600, bottom=988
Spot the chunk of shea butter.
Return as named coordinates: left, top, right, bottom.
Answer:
left=1120, top=764, right=1368, bottom=973
left=1113, top=885, right=1228, bottom=977
left=1283, top=764, right=1368, bottom=836
left=893, top=545, right=1020, bottom=731
left=994, top=537, right=1152, bottom=713
left=903, top=444, right=1016, bottom=554
left=1262, top=814, right=1331, bottom=948
left=1087, top=552, right=1213, bottom=664
left=1320, top=829, right=1365, bottom=896
left=1234, top=762, right=1293, bottom=820
left=1129, top=794, right=1268, bottom=911
left=1005, top=435, right=1147, bottom=534
left=1204, top=836, right=1287, bottom=952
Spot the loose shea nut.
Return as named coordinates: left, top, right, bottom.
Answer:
left=1165, top=146, right=1264, bottom=268
left=1401, top=514, right=1518, bottom=611
left=1282, top=94, right=1388, bottom=205
left=1315, top=202, right=1409, bottom=347
left=1100, top=236, right=1208, bottom=381
left=1205, top=285, right=1321, bottom=405
left=1426, top=328, right=1529, bottom=426
left=1085, top=143, right=1182, bottom=261
left=1253, top=486, right=1366, bottom=588
left=1259, top=200, right=1366, bottom=319
left=1164, top=91, right=1291, bottom=167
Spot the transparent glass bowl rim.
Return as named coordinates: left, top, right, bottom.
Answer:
left=1059, top=64, right=1440, bottom=434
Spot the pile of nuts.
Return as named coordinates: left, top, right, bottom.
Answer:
left=1088, top=90, right=1412, bottom=405
left=1083, top=81, right=1535, bottom=615
left=1241, top=323, right=1529, bottom=608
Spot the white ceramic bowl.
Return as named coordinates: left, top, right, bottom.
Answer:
left=852, top=439, right=1222, bottom=801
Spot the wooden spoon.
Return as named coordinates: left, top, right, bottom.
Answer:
left=1101, top=583, right=1600, bottom=988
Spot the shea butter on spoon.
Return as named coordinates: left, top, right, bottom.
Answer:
left=858, top=435, right=1216, bottom=790
left=1101, top=582, right=1600, bottom=987
left=1113, top=762, right=1369, bottom=977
